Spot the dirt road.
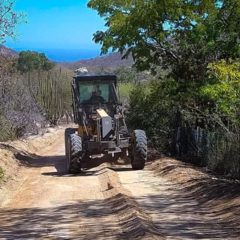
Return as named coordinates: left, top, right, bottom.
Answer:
left=0, top=129, right=239, bottom=239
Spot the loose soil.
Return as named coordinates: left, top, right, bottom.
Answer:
left=0, top=128, right=239, bottom=239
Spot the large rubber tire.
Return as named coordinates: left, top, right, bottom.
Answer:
left=66, top=133, right=82, bottom=174
left=131, top=130, right=147, bottom=170
left=65, top=128, right=76, bottom=157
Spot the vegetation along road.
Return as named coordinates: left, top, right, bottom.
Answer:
left=0, top=128, right=239, bottom=239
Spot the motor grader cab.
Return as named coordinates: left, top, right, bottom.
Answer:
left=65, top=74, right=147, bottom=173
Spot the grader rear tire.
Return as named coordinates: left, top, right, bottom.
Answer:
left=131, top=130, right=147, bottom=170
left=66, top=133, right=82, bottom=174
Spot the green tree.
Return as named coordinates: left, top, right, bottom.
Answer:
left=88, top=0, right=240, bottom=82
left=200, top=60, right=240, bottom=119
left=17, top=51, right=55, bottom=73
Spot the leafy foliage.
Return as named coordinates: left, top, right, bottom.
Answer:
left=127, top=80, right=175, bottom=150
left=200, top=60, right=240, bottom=118
left=17, top=51, right=55, bottom=73
left=118, top=82, right=134, bottom=104
left=88, top=0, right=240, bottom=81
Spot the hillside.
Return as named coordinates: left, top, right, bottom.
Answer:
left=0, top=46, right=133, bottom=73
left=59, top=52, right=133, bottom=72
left=0, top=45, right=18, bottom=58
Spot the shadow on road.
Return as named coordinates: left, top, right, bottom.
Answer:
left=144, top=159, right=240, bottom=239
left=1, top=189, right=240, bottom=239
left=14, top=150, right=134, bottom=177
left=1, top=141, right=134, bottom=176
left=137, top=193, right=240, bottom=239
left=0, top=197, right=121, bottom=239
left=0, top=192, right=163, bottom=240
left=3, top=143, right=240, bottom=239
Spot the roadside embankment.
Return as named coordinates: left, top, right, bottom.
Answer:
left=0, top=126, right=65, bottom=205
left=147, top=158, right=240, bottom=234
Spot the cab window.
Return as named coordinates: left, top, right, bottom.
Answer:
left=78, top=82, right=110, bottom=103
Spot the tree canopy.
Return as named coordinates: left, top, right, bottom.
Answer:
left=17, top=51, right=55, bottom=73
left=200, top=60, right=240, bottom=117
left=88, top=0, right=240, bottom=81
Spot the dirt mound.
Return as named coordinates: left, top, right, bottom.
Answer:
left=97, top=163, right=164, bottom=239
left=147, top=157, right=208, bottom=183
left=147, top=158, right=240, bottom=234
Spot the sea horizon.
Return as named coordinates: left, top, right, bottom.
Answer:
left=13, top=47, right=101, bottom=62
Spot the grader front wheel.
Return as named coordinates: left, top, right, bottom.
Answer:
left=65, top=128, right=76, bottom=157
left=65, top=133, right=82, bottom=174
left=131, top=130, right=147, bottom=170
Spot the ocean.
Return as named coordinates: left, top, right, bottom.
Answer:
left=14, top=48, right=101, bottom=62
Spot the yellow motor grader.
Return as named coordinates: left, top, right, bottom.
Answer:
left=65, top=74, right=147, bottom=173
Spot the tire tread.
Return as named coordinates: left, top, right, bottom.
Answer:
left=131, top=129, right=147, bottom=170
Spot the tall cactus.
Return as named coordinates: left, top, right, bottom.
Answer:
left=26, top=68, right=71, bottom=125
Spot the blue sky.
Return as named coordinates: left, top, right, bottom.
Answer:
left=6, top=0, right=105, bottom=55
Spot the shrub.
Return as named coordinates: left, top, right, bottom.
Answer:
left=127, top=61, right=240, bottom=179
left=127, top=80, right=175, bottom=151
left=118, top=82, right=134, bottom=103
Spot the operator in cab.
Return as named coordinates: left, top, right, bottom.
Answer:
left=88, top=90, right=105, bottom=104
